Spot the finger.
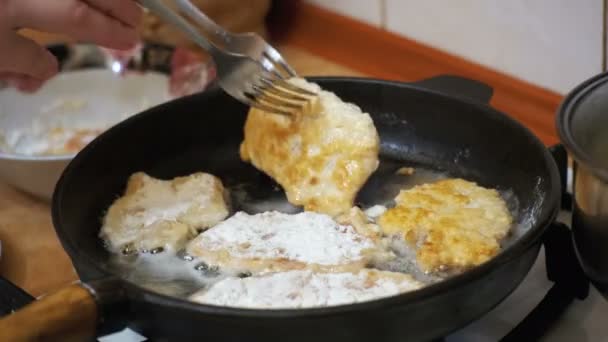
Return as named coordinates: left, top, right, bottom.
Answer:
left=0, top=32, right=58, bottom=80
left=85, top=0, right=143, bottom=28
left=0, top=72, right=45, bottom=93
left=8, top=0, right=138, bottom=49
left=13, top=76, right=45, bottom=93
left=0, top=72, right=22, bottom=79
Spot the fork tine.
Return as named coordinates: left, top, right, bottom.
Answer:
left=253, top=86, right=306, bottom=111
left=243, top=93, right=294, bottom=116
left=262, top=74, right=318, bottom=97
left=251, top=87, right=304, bottom=110
left=260, top=59, right=287, bottom=81
left=275, top=79, right=318, bottom=97
left=259, top=77, right=316, bottom=100
left=256, top=79, right=310, bottom=103
left=262, top=48, right=297, bottom=77
left=259, top=56, right=307, bottom=91
left=277, top=58, right=297, bottom=78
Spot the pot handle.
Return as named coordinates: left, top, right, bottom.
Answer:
left=0, top=278, right=127, bottom=341
left=549, top=144, right=572, bottom=210
left=0, top=283, right=98, bottom=342
left=410, top=75, right=494, bottom=104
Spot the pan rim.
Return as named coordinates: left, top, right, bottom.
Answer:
left=52, top=76, right=561, bottom=319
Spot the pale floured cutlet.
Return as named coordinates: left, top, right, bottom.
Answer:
left=190, top=269, right=423, bottom=309
left=378, top=178, right=513, bottom=273
left=100, top=172, right=229, bottom=254
left=186, top=211, right=382, bottom=275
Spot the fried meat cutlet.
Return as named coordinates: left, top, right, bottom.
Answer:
left=378, top=178, right=512, bottom=273
left=190, top=269, right=423, bottom=309
left=186, top=211, right=380, bottom=275
left=101, top=172, right=229, bottom=254
left=239, top=78, right=380, bottom=216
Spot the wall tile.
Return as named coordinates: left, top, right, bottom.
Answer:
left=305, top=0, right=383, bottom=27
left=385, top=0, right=602, bottom=93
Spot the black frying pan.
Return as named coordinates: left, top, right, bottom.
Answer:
left=0, top=76, right=564, bottom=341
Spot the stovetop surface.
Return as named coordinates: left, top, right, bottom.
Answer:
left=447, top=210, right=608, bottom=342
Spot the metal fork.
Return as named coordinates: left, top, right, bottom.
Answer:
left=173, top=0, right=316, bottom=97
left=137, top=0, right=316, bottom=115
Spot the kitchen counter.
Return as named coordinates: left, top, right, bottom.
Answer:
left=0, top=182, right=75, bottom=296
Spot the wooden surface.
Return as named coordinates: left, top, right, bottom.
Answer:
left=0, top=183, right=77, bottom=297
left=2, top=8, right=562, bottom=299
left=0, top=283, right=97, bottom=341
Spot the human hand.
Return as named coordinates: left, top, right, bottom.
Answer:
left=0, top=0, right=143, bottom=92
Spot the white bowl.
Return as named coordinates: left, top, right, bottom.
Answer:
left=0, top=69, right=170, bottom=200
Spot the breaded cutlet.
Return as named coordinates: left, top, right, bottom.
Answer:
left=190, top=269, right=423, bottom=309
left=378, top=178, right=512, bottom=273
left=101, top=172, right=229, bottom=254
left=239, top=77, right=380, bottom=216
left=186, top=211, right=382, bottom=275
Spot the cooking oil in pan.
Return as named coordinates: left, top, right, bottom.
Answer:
left=228, top=158, right=450, bottom=215
left=109, top=251, right=215, bottom=298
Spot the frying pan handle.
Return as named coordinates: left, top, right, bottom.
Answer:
left=0, top=278, right=127, bottom=341
left=411, top=75, right=494, bottom=104
left=0, top=283, right=98, bottom=341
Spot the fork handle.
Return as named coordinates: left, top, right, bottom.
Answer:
left=174, top=0, right=230, bottom=45
left=137, top=0, right=216, bottom=53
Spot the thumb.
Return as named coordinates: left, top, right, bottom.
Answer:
left=3, top=73, right=45, bottom=93
left=0, top=32, right=58, bottom=81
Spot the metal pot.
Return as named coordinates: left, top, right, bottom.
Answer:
left=558, top=71, right=608, bottom=297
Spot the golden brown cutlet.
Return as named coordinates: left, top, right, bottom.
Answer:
left=378, top=178, right=513, bottom=273
left=239, top=77, right=380, bottom=216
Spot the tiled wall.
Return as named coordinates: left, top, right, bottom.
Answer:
left=305, top=0, right=603, bottom=94
left=306, top=0, right=384, bottom=27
